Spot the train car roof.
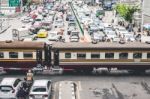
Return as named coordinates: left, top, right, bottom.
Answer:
left=0, top=41, right=45, bottom=49
left=52, top=42, right=150, bottom=50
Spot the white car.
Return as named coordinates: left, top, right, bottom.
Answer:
left=116, top=27, right=129, bottom=36
left=29, top=80, right=52, bottom=99
left=123, top=33, right=135, bottom=42
left=21, top=16, right=33, bottom=23
left=48, top=31, right=61, bottom=41
left=105, top=31, right=117, bottom=39
left=0, top=78, right=22, bottom=99
left=54, top=19, right=64, bottom=28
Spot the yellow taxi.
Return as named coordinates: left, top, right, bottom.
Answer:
left=36, top=29, right=48, bottom=38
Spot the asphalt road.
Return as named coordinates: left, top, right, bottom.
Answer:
left=0, top=73, right=150, bottom=99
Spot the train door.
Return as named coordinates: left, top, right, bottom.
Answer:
left=54, top=49, right=59, bottom=66
left=36, top=50, right=42, bottom=65
left=44, top=45, right=52, bottom=66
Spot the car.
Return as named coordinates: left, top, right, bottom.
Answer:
left=36, top=29, right=48, bottom=38
left=103, top=1, right=112, bottom=10
left=115, top=27, right=129, bottom=36
left=91, top=32, right=105, bottom=42
left=103, top=27, right=113, bottom=34
left=54, top=19, right=64, bottom=28
left=29, top=80, right=51, bottom=99
left=105, top=30, right=117, bottom=40
left=41, top=22, right=52, bottom=30
left=70, top=31, right=80, bottom=42
left=48, top=31, right=61, bottom=41
left=88, top=24, right=99, bottom=35
left=67, top=22, right=76, bottom=34
left=21, top=16, right=33, bottom=23
left=123, top=33, right=135, bottom=42
left=0, top=78, right=22, bottom=99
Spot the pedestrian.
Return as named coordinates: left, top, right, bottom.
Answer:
left=22, top=77, right=28, bottom=93
left=26, top=70, right=33, bottom=87
left=17, top=87, right=26, bottom=99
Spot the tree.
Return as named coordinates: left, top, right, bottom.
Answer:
left=114, top=4, right=139, bottom=23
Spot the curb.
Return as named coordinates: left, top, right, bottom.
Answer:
left=0, top=25, right=11, bottom=34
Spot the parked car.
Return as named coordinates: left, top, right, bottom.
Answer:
left=29, top=80, right=52, bottom=99
left=0, top=78, right=22, bottom=99
left=36, top=29, right=48, bottom=38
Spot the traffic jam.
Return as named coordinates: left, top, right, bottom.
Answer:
left=0, top=0, right=149, bottom=99
left=11, top=0, right=145, bottom=44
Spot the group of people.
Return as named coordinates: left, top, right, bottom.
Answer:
left=17, top=70, right=34, bottom=99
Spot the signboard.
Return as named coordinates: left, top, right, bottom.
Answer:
left=9, top=0, right=20, bottom=7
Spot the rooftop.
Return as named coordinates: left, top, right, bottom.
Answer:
left=0, top=41, right=45, bottom=49
left=52, top=42, right=150, bottom=49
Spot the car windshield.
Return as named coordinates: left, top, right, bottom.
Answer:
left=69, top=23, right=76, bottom=26
left=35, top=19, right=42, bottom=21
left=0, top=86, right=13, bottom=92
left=105, top=27, right=113, bottom=31
left=32, top=87, right=46, bottom=92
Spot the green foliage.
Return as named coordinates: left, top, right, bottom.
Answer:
left=114, top=4, right=139, bottom=23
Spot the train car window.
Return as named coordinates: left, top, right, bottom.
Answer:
left=147, top=53, right=150, bottom=59
left=77, top=53, right=86, bottom=59
left=133, top=53, right=142, bottom=59
left=91, top=53, right=100, bottom=59
left=65, top=53, right=71, bottom=58
left=119, top=53, right=128, bottom=59
left=23, top=52, right=33, bottom=59
left=9, top=52, right=18, bottom=58
left=105, top=53, right=114, bottom=59
left=0, top=52, right=4, bottom=58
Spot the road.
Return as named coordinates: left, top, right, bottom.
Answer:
left=0, top=73, right=150, bottom=99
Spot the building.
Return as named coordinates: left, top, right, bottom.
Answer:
left=143, top=0, right=150, bottom=24
left=0, top=0, right=21, bottom=15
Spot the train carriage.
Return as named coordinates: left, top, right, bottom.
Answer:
left=52, top=42, right=150, bottom=72
left=0, top=41, right=48, bottom=72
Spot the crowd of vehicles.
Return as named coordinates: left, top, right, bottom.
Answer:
left=1, top=41, right=150, bottom=73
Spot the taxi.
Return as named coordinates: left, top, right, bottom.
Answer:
left=36, top=29, right=48, bottom=38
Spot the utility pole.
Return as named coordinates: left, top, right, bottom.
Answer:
left=20, top=0, right=23, bottom=13
left=141, top=0, right=144, bottom=33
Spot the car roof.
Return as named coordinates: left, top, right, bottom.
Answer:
left=33, top=80, right=50, bottom=87
left=0, top=78, right=18, bottom=86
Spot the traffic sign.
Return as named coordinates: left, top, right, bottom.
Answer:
left=9, top=0, right=20, bottom=7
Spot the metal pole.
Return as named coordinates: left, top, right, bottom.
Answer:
left=141, top=0, right=144, bottom=33
left=20, top=0, right=23, bottom=13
